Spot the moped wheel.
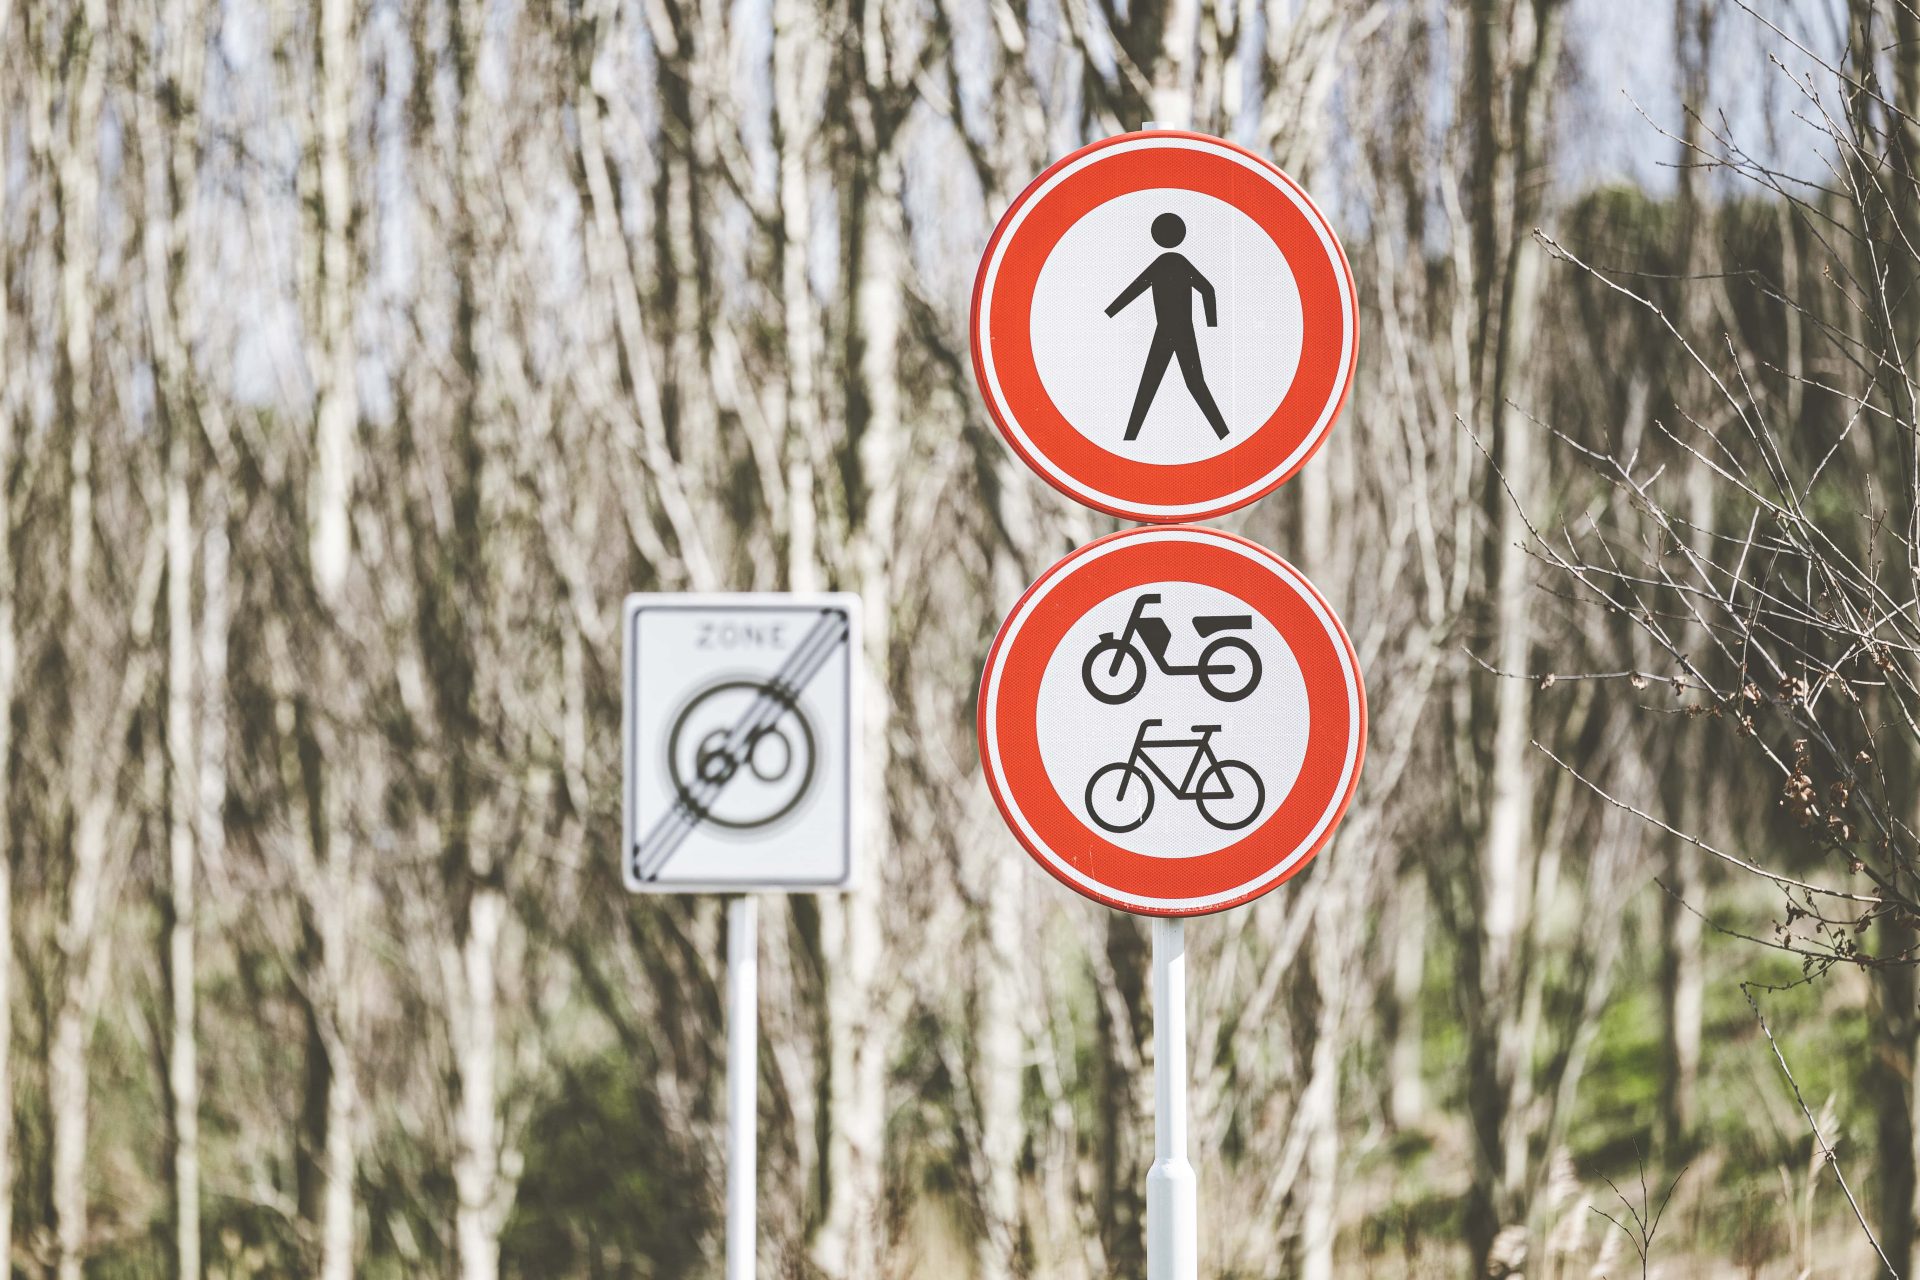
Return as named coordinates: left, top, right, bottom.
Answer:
left=1195, top=760, right=1265, bottom=830
left=1197, top=636, right=1262, bottom=701
left=1086, top=762, right=1155, bottom=833
left=1082, top=639, right=1147, bottom=703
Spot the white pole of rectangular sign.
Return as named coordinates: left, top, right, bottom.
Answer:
left=727, top=895, right=759, bottom=1280
left=1147, top=916, right=1197, bottom=1280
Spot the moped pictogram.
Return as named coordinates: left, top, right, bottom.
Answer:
left=1081, top=593, right=1261, bottom=703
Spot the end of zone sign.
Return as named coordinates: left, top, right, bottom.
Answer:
left=978, top=527, right=1365, bottom=916
left=970, top=130, right=1357, bottom=523
left=624, top=593, right=860, bottom=893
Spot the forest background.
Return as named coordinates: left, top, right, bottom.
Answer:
left=3, top=0, right=1918, bottom=1275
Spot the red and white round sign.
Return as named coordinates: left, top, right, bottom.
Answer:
left=978, top=526, right=1365, bottom=916
left=970, top=130, right=1358, bottom=523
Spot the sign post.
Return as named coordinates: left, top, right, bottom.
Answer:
left=623, top=593, right=861, bottom=1280
left=1149, top=915, right=1195, bottom=1280
left=725, top=895, right=757, bottom=1280
left=971, top=120, right=1363, bottom=1276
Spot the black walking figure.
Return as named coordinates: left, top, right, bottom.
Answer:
left=1104, top=213, right=1231, bottom=442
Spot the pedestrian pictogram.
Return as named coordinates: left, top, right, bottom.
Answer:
left=971, top=129, right=1357, bottom=523
left=1106, top=213, right=1230, bottom=443
left=623, top=593, right=860, bottom=892
left=978, top=525, right=1365, bottom=916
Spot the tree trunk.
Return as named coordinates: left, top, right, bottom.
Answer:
left=453, top=885, right=506, bottom=1280
left=1298, top=896, right=1344, bottom=1280
left=0, top=0, right=16, bottom=1264
left=311, top=0, right=356, bottom=605
left=1386, top=873, right=1426, bottom=1131
left=813, top=124, right=905, bottom=1280
left=304, top=0, right=361, bottom=1269
left=134, top=0, right=212, bottom=1256
left=49, top=988, right=89, bottom=1280
left=772, top=0, right=825, bottom=593
left=320, top=888, right=358, bottom=1280
left=975, top=838, right=1027, bottom=1280
left=1876, top=918, right=1918, bottom=1274
left=165, top=406, right=200, bottom=1280
left=50, top=0, right=107, bottom=1263
left=1462, top=2, right=1563, bottom=1271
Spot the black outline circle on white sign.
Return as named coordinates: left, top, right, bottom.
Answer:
left=666, top=678, right=819, bottom=832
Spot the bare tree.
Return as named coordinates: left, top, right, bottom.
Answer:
left=1518, top=2, right=1920, bottom=1270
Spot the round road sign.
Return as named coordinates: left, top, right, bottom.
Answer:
left=970, top=130, right=1357, bottom=523
left=978, top=525, right=1365, bottom=916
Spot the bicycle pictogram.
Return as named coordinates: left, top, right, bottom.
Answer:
left=1084, top=719, right=1266, bottom=834
left=1081, top=593, right=1261, bottom=704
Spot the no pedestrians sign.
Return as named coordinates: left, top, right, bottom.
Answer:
left=970, top=130, right=1358, bottom=523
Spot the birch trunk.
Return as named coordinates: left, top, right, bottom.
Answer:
left=772, top=0, right=826, bottom=592
left=319, top=883, right=358, bottom=1280
left=974, top=842, right=1026, bottom=1280
left=1297, top=890, right=1344, bottom=1280
left=1657, top=465, right=1712, bottom=1153
left=165, top=398, right=201, bottom=1280
left=0, top=0, right=15, bottom=1265
left=140, top=0, right=207, bottom=1258
left=813, top=131, right=904, bottom=1280
left=1387, top=874, right=1426, bottom=1131
left=1463, top=2, right=1563, bottom=1269
left=303, top=0, right=361, bottom=1269
left=51, top=0, right=108, bottom=1267
left=453, top=885, right=506, bottom=1280
left=311, top=0, right=357, bottom=604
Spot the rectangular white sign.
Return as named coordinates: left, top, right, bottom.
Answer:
left=622, top=593, right=860, bottom=893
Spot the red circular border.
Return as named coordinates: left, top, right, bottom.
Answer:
left=977, top=526, right=1367, bottom=916
left=970, top=132, right=1359, bottom=523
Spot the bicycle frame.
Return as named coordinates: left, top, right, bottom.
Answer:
left=1119, top=720, right=1235, bottom=800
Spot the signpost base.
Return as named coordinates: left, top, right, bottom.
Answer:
left=727, top=895, right=758, bottom=1280
left=1148, top=917, right=1197, bottom=1280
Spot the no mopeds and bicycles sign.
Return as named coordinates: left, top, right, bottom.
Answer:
left=978, top=525, right=1364, bottom=916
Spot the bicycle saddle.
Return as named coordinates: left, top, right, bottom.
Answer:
left=1192, top=614, right=1252, bottom=635
left=1190, top=724, right=1221, bottom=733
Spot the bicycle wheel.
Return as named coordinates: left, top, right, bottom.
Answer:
left=1197, top=637, right=1262, bottom=701
left=1195, top=759, right=1265, bottom=830
left=1082, top=639, right=1147, bottom=704
left=1085, top=762, right=1155, bottom=833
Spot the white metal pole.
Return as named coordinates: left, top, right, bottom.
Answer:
left=726, top=895, right=759, bottom=1280
left=1148, top=916, right=1197, bottom=1280
left=1135, top=114, right=1196, bottom=1280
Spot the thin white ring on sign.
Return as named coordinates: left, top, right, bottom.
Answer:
left=979, top=527, right=1365, bottom=915
left=974, top=134, right=1356, bottom=522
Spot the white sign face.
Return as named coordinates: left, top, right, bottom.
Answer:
left=1029, top=188, right=1305, bottom=468
left=623, top=593, right=860, bottom=893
